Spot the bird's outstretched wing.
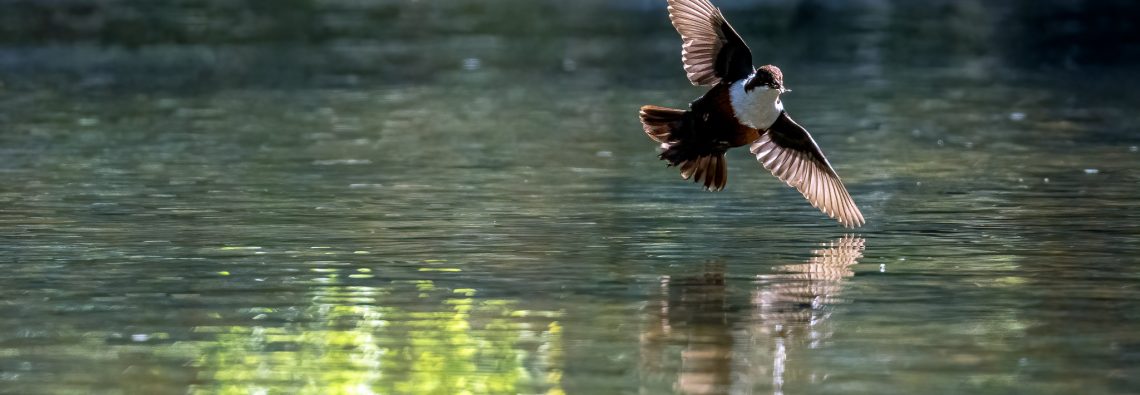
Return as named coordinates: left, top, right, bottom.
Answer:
left=667, top=0, right=754, bottom=86
left=750, top=112, right=865, bottom=227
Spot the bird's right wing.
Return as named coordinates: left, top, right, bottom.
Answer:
left=667, top=0, right=754, bottom=86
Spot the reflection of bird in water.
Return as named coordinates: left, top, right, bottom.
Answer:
left=639, top=236, right=866, bottom=395
left=753, top=235, right=866, bottom=330
left=637, top=260, right=733, bottom=395
left=745, top=235, right=865, bottom=395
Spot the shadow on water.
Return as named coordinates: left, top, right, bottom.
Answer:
left=641, top=236, right=865, bottom=395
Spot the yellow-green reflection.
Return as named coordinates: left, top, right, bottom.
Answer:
left=190, top=276, right=563, bottom=395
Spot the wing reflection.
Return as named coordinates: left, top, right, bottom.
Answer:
left=640, top=236, right=866, bottom=395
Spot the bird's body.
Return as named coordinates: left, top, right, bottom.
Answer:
left=640, top=0, right=865, bottom=227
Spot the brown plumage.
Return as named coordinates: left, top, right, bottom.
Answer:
left=638, top=0, right=865, bottom=227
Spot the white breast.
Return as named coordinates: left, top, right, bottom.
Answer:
left=729, top=76, right=784, bottom=130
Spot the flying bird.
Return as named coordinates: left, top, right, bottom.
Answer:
left=639, top=0, right=865, bottom=227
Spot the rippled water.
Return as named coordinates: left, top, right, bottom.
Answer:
left=3, top=3, right=1140, bottom=394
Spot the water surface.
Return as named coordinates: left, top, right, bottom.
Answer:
left=2, top=2, right=1140, bottom=394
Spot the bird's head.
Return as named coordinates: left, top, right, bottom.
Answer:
left=745, top=65, right=788, bottom=93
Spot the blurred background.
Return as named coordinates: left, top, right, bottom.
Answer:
left=2, top=0, right=1139, bottom=90
left=1, top=1, right=1139, bottom=394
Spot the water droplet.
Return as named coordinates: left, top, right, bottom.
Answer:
left=1009, top=112, right=1026, bottom=121
left=1084, top=168, right=1099, bottom=175
left=131, top=334, right=149, bottom=342
left=936, top=139, right=944, bottom=146
left=349, top=183, right=383, bottom=189
left=77, top=117, right=99, bottom=126
left=462, top=58, right=481, bottom=71
left=313, top=159, right=371, bottom=166
left=596, top=150, right=613, bottom=158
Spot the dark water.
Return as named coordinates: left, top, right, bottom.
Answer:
left=3, top=1, right=1140, bottom=394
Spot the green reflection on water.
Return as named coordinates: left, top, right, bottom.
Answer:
left=190, top=279, right=563, bottom=395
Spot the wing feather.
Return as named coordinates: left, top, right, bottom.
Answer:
left=666, top=0, right=754, bottom=86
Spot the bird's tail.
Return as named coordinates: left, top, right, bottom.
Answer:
left=639, top=105, right=728, bottom=191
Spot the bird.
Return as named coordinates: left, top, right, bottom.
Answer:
left=639, top=0, right=865, bottom=227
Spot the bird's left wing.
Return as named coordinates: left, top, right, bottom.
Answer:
left=667, top=0, right=754, bottom=86
left=750, top=112, right=865, bottom=228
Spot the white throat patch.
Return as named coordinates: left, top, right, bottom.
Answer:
left=729, top=75, right=784, bottom=130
